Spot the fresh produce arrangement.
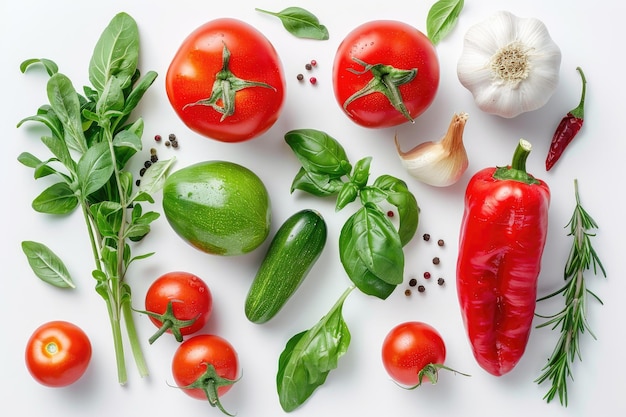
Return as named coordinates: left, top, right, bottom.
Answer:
left=10, top=0, right=612, bottom=416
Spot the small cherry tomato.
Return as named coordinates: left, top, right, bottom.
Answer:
left=381, top=321, right=446, bottom=387
left=172, top=334, right=239, bottom=415
left=166, top=18, right=286, bottom=142
left=143, top=271, right=212, bottom=344
left=25, top=320, right=92, bottom=387
left=332, top=20, right=439, bottom=128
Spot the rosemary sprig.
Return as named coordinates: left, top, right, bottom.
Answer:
left=535, top=178, right=606, bottom=406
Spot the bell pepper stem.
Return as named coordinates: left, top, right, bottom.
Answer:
left=493, top=139, right=540, bottom=185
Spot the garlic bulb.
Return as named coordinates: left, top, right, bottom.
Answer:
left=395, top=112, right=469, bottom=187
left=457, top=11, right=562, bottom=118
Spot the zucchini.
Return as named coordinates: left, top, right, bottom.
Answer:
left=245, top=209, right=327, bottom=324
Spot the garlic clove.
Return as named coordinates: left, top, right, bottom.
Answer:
left=395, top=112, right=469, bottom=187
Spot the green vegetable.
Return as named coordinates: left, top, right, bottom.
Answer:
left=17, top=12, right=172, bottom=384
left=426, top=0, right=464, bottom=45
left=162, top=160, right=271, bottom=256
left=245, top=209, right=327, bottom=324
left=21, top=241, right=75, bottom=289
left=285, top=129, right=419, bottom=299
left=535, top=179, right=606, bottom=406
left=277, top=286, right=353, bottom=412
left=255, top=7, right=329, bottom=40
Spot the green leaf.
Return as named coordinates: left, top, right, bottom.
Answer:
left=32, top=182, right=79, bottom=214
left=135, top=158, right=176, bottom=200
left=17, top=152, right=57, bottom=179
left=20, top=58, right=59, bottom=76
left=17, top=105, right=64, bottom=140
left=256, top=7, right=329, bottom=40
left=373, top=175, right=419, bottom=246
left=77, top=141, right=114, bottom=196
left=89, top=12, right=139, bottom=93
left=350, top=156, right=372, bottom=189
left=113, top=128, right=142, bottom=169
left=335, top=182, right=359, bottom=211
left=290, top=168, right=344, bottom=197
left=339, top=204, right=403, bottom=298
left=22, top=241, right=75, bottom=288
left=41, top=135, right=75, bottom=172
left=426, top=0, right=464, bottom=45
left=277, top=286, right=353, bottom=412
left=123, top=70, right=158, bottom=116
left=47, top=73, right=88, bottom=153
left=90, top=201, right=124, bottom=237
left=97, top=74, right=125, bottom=116
left=285, top=129, right=352, bottom=177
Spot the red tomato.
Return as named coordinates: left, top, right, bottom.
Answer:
left=381, top=321, right=446, bottom=387
left=144, top=271, right=212, bottom=343
left=166, top=18, right=286, bottom=142
left=172, top=334, right=239, bottom=413
left=25, top=320, right=92, bottom=387
left=332, top=20, right=439, bottom=128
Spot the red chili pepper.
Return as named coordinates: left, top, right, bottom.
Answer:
left=456, top=139, right=550, bottom=376
left=545, top=67, right=587, bottom=171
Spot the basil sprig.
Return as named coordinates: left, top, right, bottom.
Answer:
left=285, top=129, right=419, bottom=299
left=426, top=0, right=464, bottom=45
left=17, top=12, right=174, bottom=384
left=277, top=286, right=353, bottom=412
left=256, top=7, right=329, bottom=40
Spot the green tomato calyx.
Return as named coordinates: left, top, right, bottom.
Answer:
left=183, top=42, right=276, bottom=121
left=137, top=300, right=199, bottom=344
left=179, top=362, right=239, bottom=416
left=343, top=57, right=417, bottom=123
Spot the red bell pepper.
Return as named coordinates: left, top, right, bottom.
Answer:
left=456, top=139, right=550, bottom=376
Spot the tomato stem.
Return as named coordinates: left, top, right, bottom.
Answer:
left=342, top=57, right=417, bottom=123
left=182, top=43, right=276, bottom=121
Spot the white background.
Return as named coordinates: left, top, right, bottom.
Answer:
left=1, top=1, right=624, bottom=416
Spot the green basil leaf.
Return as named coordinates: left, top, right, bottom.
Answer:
left=335, top=182, right=359, bottom=211
left=427, top=0, right=464, bottom=45
left=41, top=135, right=75, bottom=172
left=373, top=175, right=419, bottom=246
left=90, top=201, right=123, bottom=237
left=277, top=287, right=353, bottom=412
left=47, top=73, right=88, bottom=154
left=256, top=7, right=329, bottom=40
left=285, top=129, right=351, bottom=176
left=135, top=158, right=176, bottom=200
left=21, top=241, right=75, bottom=288
left=290, top=168, right=344, bottom=196
left=77, top=141, right=114, bottom=196
left=89, top=12, right=139, bottom=93
left=32, top=182, right=79, bottom=214
left=350, top=156, right=372, bottom=189
left=16, top=105, right=64, bottom=141
left=339, top=204, right=404, bottom=298
left=123, top=70, right=158, bottom=116
left=20, top=58, right=59, bottom=76
left=17, top=152, right=57, bottom=179
left=112, top=128, right=142, bottom=169
left=96, top=74, right=125, bottom=116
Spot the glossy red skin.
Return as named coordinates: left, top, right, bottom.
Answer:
left=381, top=321, right=446, bottom=386
left=145, top=271, right=212, bottom=336
left=456, top=167, right=550, bottom=376
left=332, top=20, right=439, bottom=128
left=172, top=334, right=239, bottom=400
left=166, top=18, right=285, bottom=142
left=25, top=320, right=92, bottom=387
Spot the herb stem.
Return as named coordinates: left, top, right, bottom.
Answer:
left=535, top=179, right=606, bottom=406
